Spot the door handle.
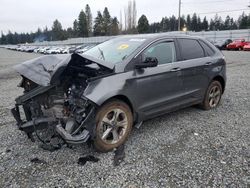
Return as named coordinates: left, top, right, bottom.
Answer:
left=205, top=62, right=212, bottom=66
left=170, top=67, right=181, bottom=72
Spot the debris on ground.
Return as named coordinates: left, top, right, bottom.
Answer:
left=78, top=155, right=100, bottom=166
left=30, top=157, right=47, bottom=164
left=39, top=143, right=62, bottom=152
left=114, top=144, right=125, bottom=166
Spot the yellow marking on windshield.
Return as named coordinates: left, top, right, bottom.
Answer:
left=118, top=44, right=129, bottom=50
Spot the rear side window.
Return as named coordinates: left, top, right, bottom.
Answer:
left=178, top=39, right=205, bottom=60
left=199, top=40, right=215, bottom=56
left=143, top=42, right=176, bottom=65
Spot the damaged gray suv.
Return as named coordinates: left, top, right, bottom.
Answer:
left=11, top=34, right=226, bottom=152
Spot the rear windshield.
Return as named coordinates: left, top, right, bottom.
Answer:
left=84, top=37, right=146, bottom=64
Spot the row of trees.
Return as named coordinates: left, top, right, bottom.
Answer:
left=140, top=13, right=250, bottom=34
left=0, top=4, right=120, bottom=44
left=1, top=2, right=250, bottom=44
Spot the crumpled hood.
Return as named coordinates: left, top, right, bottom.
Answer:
left=14, top=53, right=114, bottom=86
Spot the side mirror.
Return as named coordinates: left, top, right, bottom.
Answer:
left=135, top=57, right=158, bottom=69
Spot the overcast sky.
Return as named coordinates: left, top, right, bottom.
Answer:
left=0, top=0, right=249, bottom=34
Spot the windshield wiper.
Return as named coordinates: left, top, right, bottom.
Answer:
left=98, top=47, right=105, bottom=61
left=122, top=55, right=127, bottom=60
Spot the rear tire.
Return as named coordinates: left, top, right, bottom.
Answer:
left=94, top=100, right=133, bottom=152
left=201, top=81, right=222, bottom=110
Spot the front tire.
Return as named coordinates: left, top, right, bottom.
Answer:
left=201, top=81, right=222, bottom=110
left=94, top=100, right=133, bottom=152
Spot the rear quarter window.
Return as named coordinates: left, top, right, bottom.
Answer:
left=178, top=38, right=205, bottom=60
left=199, top=40, right=215, bottom=56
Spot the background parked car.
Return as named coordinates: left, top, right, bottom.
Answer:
left=61, top=46, right=70, bottom=54
left=243, top=42, right=250, bottom=51
left=2, top=42, right=103, bottom=54
left=45, top=47, right=62, bottom=54
left=214, top=39, right=232, bottom=50
left=226, top=39, right=248, bottom=50
left=75, top=44, right=97, bottom=54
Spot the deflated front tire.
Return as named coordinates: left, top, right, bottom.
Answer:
left=94, top=100, right=133, bottom=152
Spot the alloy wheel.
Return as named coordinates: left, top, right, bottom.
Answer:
left=208, top=85, right=221, bottom=108
left=99, top=108, right=128, bottom=144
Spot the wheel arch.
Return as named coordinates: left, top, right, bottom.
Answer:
left=212, top=75, right=225, bottom=93
left=99, top=94, right=138, bottom=123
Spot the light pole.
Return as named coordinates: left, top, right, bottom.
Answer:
left=178, top=0, right=181, bottom=31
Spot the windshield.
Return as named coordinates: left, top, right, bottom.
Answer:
left=83, top=37, right=146, bottom=64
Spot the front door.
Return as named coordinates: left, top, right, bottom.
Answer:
left=134, top=40, right=184, bottom=119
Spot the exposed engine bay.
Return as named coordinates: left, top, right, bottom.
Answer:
left=11, top=53, right=114, bottom=147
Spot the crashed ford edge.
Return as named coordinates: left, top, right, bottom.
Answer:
left=11, top=34, right=226, bottom=152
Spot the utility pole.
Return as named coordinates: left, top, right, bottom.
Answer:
left=178, top=0, right=181, bottom=31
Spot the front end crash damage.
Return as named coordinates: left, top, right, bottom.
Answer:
left=11, top=53, right=114, bottom=145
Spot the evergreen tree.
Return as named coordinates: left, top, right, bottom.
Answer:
left=180, top=15, right=186, bottom=30
left=209, top=19, right=215, bottom=31
left=239, top=12, right=249, bottom=29
left=202, top=16, right=208, bottom=31
left=6, top=31, right=14, bottom=44
left=197, top=16, right=202, bottom=31
left=51, top=19, right=67, bottom=40
left=43, top=26, right=51, bottom=41
left=214, top=14, right=224, bottom=30
left=1, top=32, right=6, bottom=44
left=137, top=15, right=149, bottom=33
left=36, top=28, right=42, bottom=38
left=191, top=13, right=198, bottom=31
left=169, top=15, right=177, bottom=31
left=160, top=17, right=170, bottom=32
left=149, top=22, right=161, bottom=33
left=78, top=10, right=88, bottom=37
left=248, top=15, right=250, bottom=28
left=224, top=15, right=231, bottom=30
left=186, top=14, right=191, bottom=31
left=103, top=7, right=112, bottom=35
left=85, top=4, right=93, bottom=36
left=73, top=19, right=79, bottom=37
left=93, top=11, right=104, bottom=36
left=66, top=27, right=74, bottom=38
left=110, top=17, right=120, bottom=35
left=230, top=18, right=238, bottom=29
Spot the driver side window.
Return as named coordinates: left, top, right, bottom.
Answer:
left=143, top=42, right=176, bottom=65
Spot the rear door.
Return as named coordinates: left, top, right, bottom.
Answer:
left=176, top=38, right=209, bottom=101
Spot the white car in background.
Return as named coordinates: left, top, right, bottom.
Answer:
left=75, top=44, right=97, bottom=54
left=46, top=47, right=62, bottom=54
left=61, top=46, right=70, bottom=54
left=39, top=47, right=50, bottom=54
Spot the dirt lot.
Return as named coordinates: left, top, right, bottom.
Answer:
left=0, top=48, right=249, bottom=187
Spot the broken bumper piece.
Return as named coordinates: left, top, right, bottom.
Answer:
left=56, top=124, right=89, bottom=144
left=11, top=106, right=56, bottom=133
left=11, top=104, right=93, bottom=145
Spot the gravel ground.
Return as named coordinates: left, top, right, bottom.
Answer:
left=0, top=48, right=249, bottom=187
